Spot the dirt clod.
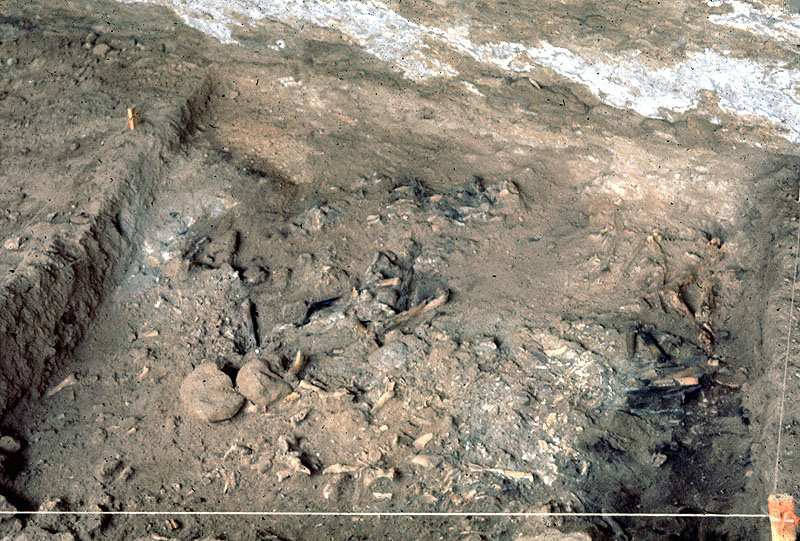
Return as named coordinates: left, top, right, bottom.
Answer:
left=236, top=358, right=292, bottom=407
left=179, top=362, right=244, bottom=422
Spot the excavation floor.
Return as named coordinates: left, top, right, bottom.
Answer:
left=1, top=0, right=800, bottom=540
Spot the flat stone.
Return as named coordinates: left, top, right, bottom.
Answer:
left=236, top=359, right=292, bottom=407
left=180, top=362, right=244, bottom=422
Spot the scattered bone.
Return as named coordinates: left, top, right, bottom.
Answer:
left=118, top=465, right=135, bottom=481
left=377, top=277, right=401, bottom=288
left=469, top=463, right=534, bottom=482
left=290, top=407, right=311, bottom=426
left=413, top=433, right=434, bottom=451
left=298, top=380, right=328, bottom=395
left=662, top=289, right=694, bottom=318
left=287, top=350, right=307, bottom=378
left=127, top=106, right=140, bottom=130
left=362, top=467, right=396, bottom=486
left=451, top=488, right=477, bottom=505
left=371, top=380, right=396, bottom=413
left=373, top=492, right=393, bottom=501
left=223, top=441, right=251, bottom=461
left=138, top=329, right=159, bottom=339
left=46, top=374, right=77, bottom=397
left=221, top=469, right=237, bottom=494
left=385, top=292, right=449, bottom=331
left=421, top=492, right=439, bottom=504
left=651, top=366, right=700, bottom=388
left=619, top=230, right=663, bottom=278
left=323, top=463, right=360, bottom=475
left=285, top=455, right=311, bottom=476
left=695, top=276, right=717, bottom=354
left=137, top=365, right=150, bottom=380
left=348, top=315, right=370, bottom=339
left=543, top=345, right=568, bottom=357
left=411, top=454, right=440, bottom=468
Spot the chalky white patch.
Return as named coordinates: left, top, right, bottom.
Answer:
left=706, top=0, right=800, bottom=42
left=120, top=0, right=800, bottom=142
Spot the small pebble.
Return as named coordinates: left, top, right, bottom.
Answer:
left=6, top=57, right=17, bottom=66
left=180, top=362, right=244, bottom=422
left=236, top=359, right=292, bottom=407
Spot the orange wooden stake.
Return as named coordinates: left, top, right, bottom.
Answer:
left=127, top=106, right=140, bottom=130
left=769, top=494, right=799, bottom=541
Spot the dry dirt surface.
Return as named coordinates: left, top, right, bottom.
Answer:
left=2, top=0, right=800, bottom=539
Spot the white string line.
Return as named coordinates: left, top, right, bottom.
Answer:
left=0, top=511, right=770, bottom=519
left=773, top=192, right=800, bottom=493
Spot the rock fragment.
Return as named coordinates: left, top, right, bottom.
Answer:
left=91, top=43, right=111, bottom=57
left=3, top=237, right=20, bottom=250
left=413, top=432, right=434, bottom=450
left=368, top=341, right=413, bottom=371
left=236, top=359, right=292, bottom=407
left=0, top=436, right=21, bottom=454
left=180, top=363, right=244, bottom=422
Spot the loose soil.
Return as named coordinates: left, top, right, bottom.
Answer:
left=1, top=0, right=800, bottom=539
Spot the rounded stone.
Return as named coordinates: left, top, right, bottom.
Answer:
left=236, top=359, right=292, bottom=407
left=180, top=362, right=244, bottom=422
